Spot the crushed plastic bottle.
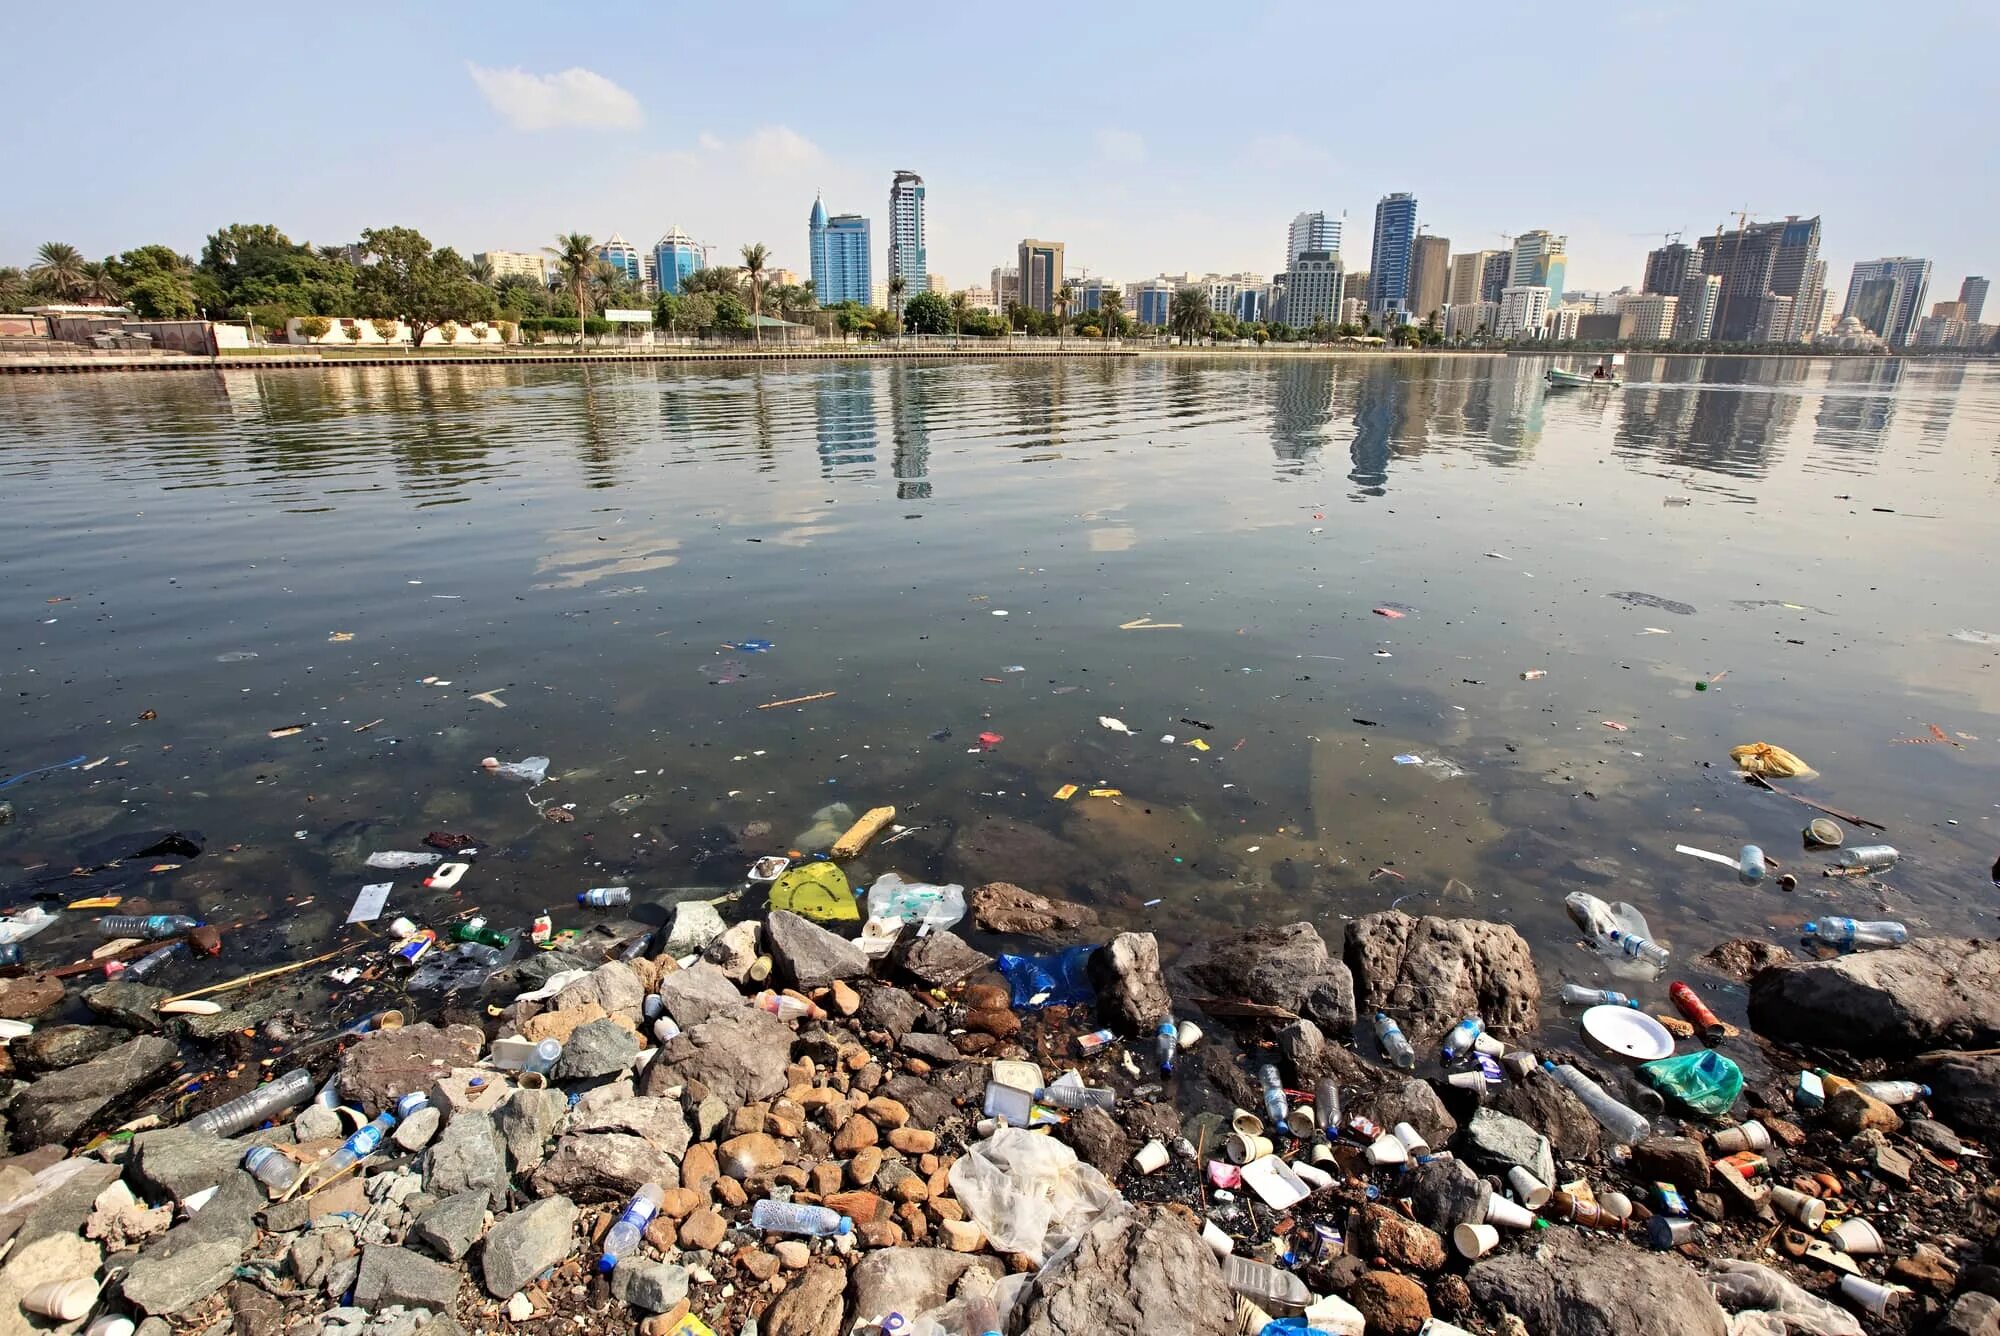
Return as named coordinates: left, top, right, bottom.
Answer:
left=598, top=1184, right=665, bottom=1272
left=1831, top=845, right=1898, bottom=873
left=315, top=1111, right=398, bottom=1181
left=243, top=1145, right=300, bottom=1193
left=1374, top=1012, right=1416, bottom=1069
left=1441, top=1015, right=1485, bottom=1062
left=1565, top=892, right=1670, bottom=969
left=115, top=940, right=188, bottom=981
left=188, top=1069, right=315, bottom=1137
left=1257, top=1062, right=1289, bottom=1129
left=1858, top=1080, right=1930, bottom=1105
left=95, top=914, right=201, bottom=940
left=1156, top=1019, right=1179, bottom=1074
left=364, top=851, right=440, bottom=870
left=578, top=886, right=631, bottom=907
left=482, top=755, right=550, bottom=783
left=750, top=1199, right=851, bottom=1237
left=1803, top=917, right=1908, bottom=950
left=754, top=990, right=822, bottom=1022
left=1559, top=984, right=1639, bottom=1008
left=1544, top=1062, right=1653, bottom=1145
left=1034, top=1082, right=1116, bottom=1111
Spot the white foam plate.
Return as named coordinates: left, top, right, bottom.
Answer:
left=1581, top=1004, right=1675, bottom=1061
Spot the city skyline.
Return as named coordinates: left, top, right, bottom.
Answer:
left=4, top=4, right=1994, bottom=303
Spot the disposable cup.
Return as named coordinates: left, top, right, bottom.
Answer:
left=1226, top=1132, right=1273, bottom=1164
left=517, top=1071, right=548, bottom=1091
left=1446, top=1070, right=1487, bottom=1091
left=1453, top=1222, right=1500, bottom=1259
left=1176, top=1020, right=1204, bottom=1051
left=1598, top=1191, right=1634, bottom=1221
left=1202, top=1218, right=1235, bottom=1257
left=1133, top=1139, right=1170, bottom=1174
left=85, top=1317, right=137, bottom=1336
left=1712, top=1120, right=1771, bottom=1153
left=1231, top=1107, right=1264, bottom=1137
left=1366, top=1134, right=1408, bottom=1166
left=1483, top=1194, right=1534, bottom=1229
left=1473, top=1033, right=1507, bottom=1057
left=1770, top=1186, right=1827, bottom=1229
left=1827, top=1217, right=1882, bottom=1255
left=23, top=1278, right=99, bottom=1321
left=1392, top=1122, right=1429, bottom=1155
left=1288, top=1106, right=1318, bottom=1138
left=1309, top=1141, right=1336, bottom=1166
left=1506, top=1166, right=1551, bottom=1208
left=1837, top=1274, right=1901, bottom=1315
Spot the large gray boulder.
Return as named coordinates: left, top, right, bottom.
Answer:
left=1747, top=939, right=2000, bottom=1057
left=481, top=1196, right=579, bottom=1298
left=1485, top=1069, right=1603, bottom=1162
left=120, top=1170, right=263, bottom=1316
left=656, top=961, right=749, bottom=1029
left=1090, top=932, right=1172, bottom=1032
left=761, top=1260, right=846, bottom=1336
left=897, top=931, right=994, bottom=988
left=850, top=1249, right=1006, bottom=1329
left=427, top=1111, right=508, bottom=1198
left=766, top=911, right=869, bottom=989
left=1467, top=1230, right=1727, bottom=1336
left=568, top=1094, right=691, bottom=1159
left=352, top=1244, right=461, bottom=1312
left=529, top=1133, right=680, bottom=1202
left=1352, top=1078, right=1458, bottom=1147
left=1016, top=1205, right=1233, bottom=1336
left=552, top=1018, right=641, bottom=1081
left=641, top=1007, right=793, bottom=1108
left=337, top=1023, right=484, bottom=1112
left=1179, top=921, right=1356, bottom=1030
left=1344, top=911, right=1540, bottom=1046
left=1460, top=1108, right=1556, bottom=1189
left=498, top=1087, right=567, bottom=1173
left=1929, top=1053, right=2000, bottom=1140
left=10, top=1034, right=177, bottom=1148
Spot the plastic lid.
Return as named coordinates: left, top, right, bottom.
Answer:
left=836, top=1217, right=853, bottom=1235
left=1802, top=922, right=1819, bottom=933
left=596, top=1254, right=618, bottom=1274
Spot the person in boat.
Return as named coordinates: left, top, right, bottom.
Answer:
left=1592, top=364, right=1607, bottom=380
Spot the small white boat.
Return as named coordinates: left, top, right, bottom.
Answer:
left=1547, top=367, right=1620, bottom=388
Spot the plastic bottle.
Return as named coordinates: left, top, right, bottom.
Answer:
left=1803, top=917, right=1907, bottom=949
left=315, top=1111, right=398, bottom=1180
left=1374, top=1012, right=1416, bottom=1070
left=1222, top=1254, right=1312, bottom=1311
left=1859, top=1080, right=1930, bottom=1105
left=1832, top=845, right=1898, bottom=873
left=598, top=1184, right=666, bottom=1271
left=750, top=1199, right=852, bottom=1237
left=452, top=918, right=512, bottom=948
left=1314, top=1078, right=1342, bottom=1135
left=523, top=1038, right=563, bottom=1074
left=1559, top=984, right=1639, bottom=1008
left=1606, top=929, right=1671, bottom=969
left=243, top=1145, right=300, bottom=1193
left=0, top=943, right=18, bottom=966
left=1034, top=1083, right=1116, bottom=1111
left=95, top=914, right=201, bottom=940
left=754, top=990, right=822, bottom=1022
left=1441, top=1015, right=1485, bottom=1062
left=1257, top=1062, right=1289, bottom=1129
left=1156, top=1019, right=1179, bottom=1074
left=653, top=1017, right=683, bottom=1045
left=455, top=942, right=506, bottom=968
left=1544, top=1062, right=1653, bottom=1145
left=579, top=887, right=631, bottom=907
left=117, top=940, right=189, bottom=981
left=1738, top=845, right=1767, bottom=883
left=188, top=1069, right=315, bottom=1137
left=960, top=1294, right=1002, bottom=1336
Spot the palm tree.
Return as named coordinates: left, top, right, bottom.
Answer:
left=1100, top=286, right=1124, bottom=342
left=740, top=243, right=768, bottom=343
left=80, top=260, right=121, bottom=305
left=0, top=266, right=26, bottom=310
left=29, top=242, right=88, bottom=302
left=546, top=233, right=597, bottom=343
left=887, top=274, right=906, bottom=316
left=466, top=256, right=495, bottom=286
left=949, top=290, right=970, bottom=338
left=1055, top=280, right=1077, bottom=337
left=1168, top=286, right=1212, bottom=344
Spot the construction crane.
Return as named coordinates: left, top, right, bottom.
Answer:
left=1709, top=208, right=1760, bottom=341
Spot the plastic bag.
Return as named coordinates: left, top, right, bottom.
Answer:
left=1641, top=1050, right=1745, bottom=1117
left=1708, top=1259, right=1862, bottom=1336
left=1730, top=742, right=1817, bottom=780
left=0, top=906, right=59, bottom=946
left=866, top=872, right=966, bottom=932
left=947, top=1126, right=1120, bottom=1264
left=769, top=861, right=857, bottom=923
left=996, top=945, right=1098, bottom=1009
left=483, top=755, right=550, bottom=783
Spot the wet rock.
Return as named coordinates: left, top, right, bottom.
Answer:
left=1632, top=1136, right=1711, bottom=1192
left=10, top=1033, right=177, bottom=1147
left=530, top=1133, right=679, bottom=1201
left=1344, top=911, right=1540, bottom=1045
left=498, top=1087, right=567, bottom=1172
left=702, top=920, right=762, bottom=983
left=570, top=1094, right=692, bottom=1159
left=642, top=1008, right=793, bottom=1108
left=337, top=1023, right=484, bottom=1112
left=1929, top=1053, right=2000, bottom=1140
left=969, top=882, right=1099, bottom=936
left=1350, top=1270, right=1431, bottom=1335
left=83, top=981, right=169, bottom=1030
left=411, top=1192, right=489, bottom=1262
left=1747, top=938, right=2000, bottom=1057
left=761, top=1260, right=846, bottom=1336
left=767, top=911, right=870, bottom=989
left=1699, top=937, right=1793, bottom=982
left=427, top=1111, right=508, bottom=1198
left=663, top=900, right=727, bottom=957
left=1485, top=1071, right=1602, bottom=1162
left=1937, top=1292, right=2000, bottom=1336
left=128, top=1126, right=250, bottom=1201
left=481, top=1195, right=578, bottom=1297
left=1015, top=1205, right=1228, bottom=1336
left=609, top=1260, right=689, bottom=1313
left=1467, top=1229, right=1728, bottom=1336
left=353, top=1244, right=461, bottom=1311
left=15, top=1024, right=124, bottom=1073
left=1461, top=1108, right=1556, bottom=1189
left=1355, top=1078, right=1457, bottom=1146
left=1356, top=1203, right=1447, bottom=1272
left=553, top=1018, right=640, bottom=1080
left=0, top=972, right=64, bottom=1020
left=1180, top=921, right=1356, bottom=1028
left=1059, top=1106, right=1129, bottom=1177
left=852, top=1249, right=1007, bottom=1329
left=657, top=961, right=749, bottom=1029
left=1091, top=932, right=1171, bottom=1031
left=1405, top=1154, right=1490, bottom=1234
left=897, top=931, right=994, bottom=988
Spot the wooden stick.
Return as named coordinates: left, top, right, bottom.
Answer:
left=1745, top=775, right=1887, bottom=830
left=159, top=947, right=351, bottom=1004
left=758, top=691, right=837, bottom=710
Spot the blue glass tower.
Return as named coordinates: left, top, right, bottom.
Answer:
left=597, top=234, right=642, bottom=286
left=809, top=195, right=871, bottom=307
left=652, top=227, right=703, bottom=296
left=1367, top=193, right=1418, bottom=314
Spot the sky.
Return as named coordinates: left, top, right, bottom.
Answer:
left=6, top=2, right=1997, bottom=303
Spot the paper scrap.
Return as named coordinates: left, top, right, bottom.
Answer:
left=346, top=882, right=393, bottom=924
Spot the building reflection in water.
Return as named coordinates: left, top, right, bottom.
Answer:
left=813, top=365, right=879, bottom=478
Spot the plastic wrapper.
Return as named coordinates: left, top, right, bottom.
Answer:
left=1640, top=1050, right=1744, bottom=1117
left=865, top=872, right=966, bottom=932
left=1729, top=742, right=1817, bottom=780
left=947, top=1126, right=1120, bottom=1263
left=768, top=861, right=857, bottom=923
left=996, top=945, right=1097, bottom=1009
left=1707, top=1260, right=1861, bottom=1336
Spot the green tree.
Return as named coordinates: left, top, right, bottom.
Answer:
left=371, top=318, right=400, bottom=342
left=712, top=293, right=750, bottom=334
left=345, top=321, right=364, bottom=343
left=198, top=224, right=356, bottom=317
left=1100, top=286, right=1124, bottom=340
left=79, top=260, right=121, bottom=305
left=739, top=243, right=769, bottom=342
left=546, top=232, right=597, bottom=343
left=0, top=266, right=27, bottom=309
left=679, top=292, right=718, bottom=332
left=681, top=266, right=740, bottom=297
left=902, top=289, right=951, bottom=335
left=29, top=242, right=88, bottom=301
left=887, top=274, right=907, bottom=315
left=1168, top=286, right=1212, bottom=343
left=466, top=256, right=494, bottom=286
left=355, top=226, right=484, bottom=351
left=948, top=290, right=970, bottom=336
left=653, top=292, right=682, bottom=334
left=495, top=273, right=548, bottom=317
left=1054, top=279, right=1077, bottom=336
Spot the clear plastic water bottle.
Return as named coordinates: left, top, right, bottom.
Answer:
left=523, top=1038, right=563, bottom=1074
left=1314, top=1077, right=1342, bottom=1135
left=0, top=943, right=19, bottom=967
left=96, top=914, right=201, bottom=940
left=455, top=942, right=506, bottom=968
left=1803, top=917, right=1907, bottom=950
left=1832, top=845, right=1898, bottom=873
left=1441, top=1015, right=1485, bottom=1062
left=1738, top=845, right=1767, bottom=883
left=750, top=1199, right=851, bottom=1237
left=1858, top=1080, right=1930, bottom=1105
left=315, top=1111, right=398, bottom=1180
left=1374, top=1012, right=1416, bottom=1070
left=1156, top=1019, right=1179, bottom=1074
left=1559, top=983, right=1639, bottom=1008
left=579, top=887, right=631, bottom=907
left=1257, top=1062, right=1289, bottom=1129
left=653, top=1017, right=683, bottom=1045
left=1544, top=1062, right=1653, bottom=1145
left=598, top=1184, right=666, bottom=1271
left=188, top=1069, right=316, bottom=1137
left=1034, top=1083, right=1116, bottom=1111
left=243, top=1145, right=300, bottom=1193
left=1607, top=929, right=1671, bottom=969
left=118, top=940, right=188, bottom=980
left=483, top=755, right=551, bottom=783
left=961, top=1294, right=1002, bottom=1336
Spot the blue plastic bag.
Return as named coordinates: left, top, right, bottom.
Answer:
left=995, top=945, right=1098, bottom=1009
left=1260, top=1321, right=1337, bottom=1336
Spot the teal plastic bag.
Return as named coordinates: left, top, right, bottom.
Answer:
left=1639, top=1049, right=1744, bottom=1116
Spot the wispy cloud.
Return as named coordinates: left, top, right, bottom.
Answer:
left=1095, top=128, right=1147, bottom=164
left=467, top=63, right=644, bottom=131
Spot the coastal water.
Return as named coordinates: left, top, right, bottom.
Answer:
left=2, top=354, right=1997, bottom=1034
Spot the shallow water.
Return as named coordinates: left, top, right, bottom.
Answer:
left=2, top=354, right=1997, bottom=1034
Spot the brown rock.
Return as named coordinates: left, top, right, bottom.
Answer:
left=1762, top=1114, right=1808, bottom=1148
left=775, top=1241, right=811, bottom=1270
left=856, top=1216, right=906, bottom=1248
left=810, top=1162, right=843, bottom=1197
left=889, top=1127, right=937, bottom=1155
left=890, top=1175, right=929, bottom=1204
left=730, top=1105, right=769, bottom=1136
left=969, top=882, right=1099, bottom=935
left=964, top=983, right=1011, bottom=1012
left=796, top=1087, right=842, bottom=1109
left=965, top=1009, right=1021, bottom=1039
left=657, top=1186, right=704, bottom=1220
left=681, top=1143, right=719, bottom=1197
left=849, top=1146, right=883, bottom=1186
left=830, top=980, right=861, bottom=1016
left=928, top=1197, right=966, bottom=1224
left=926, top=1167, right=952, bottom=1200
left=762, top=1263, right=844, bottom=1336
left=833, top=1114, right=879, bottom=1154
left=644, top=1216, right=679, bottom=1251
left=1633, top=1137, right=1712, bottom=1192
left=824, top=1191, right=886, bottom=1224
left=862, top=1097, right=909, bottom=1129
left=1350, top=1270, right=1431, bottom=1336
left=1890, top=1243, right=1959, bottom=1294
left=1357, top=1204, right=1447, bottom=1273
left=1825, top=1087, right=1901, bottom=1136
left=715, top=1177, right=748, bottom=1208
left=954, top=1033, right=996, bottom=1056
left=1699, top=937, right=1793, bottom=982
left=720, top=1132, right=786, bottom=1178
left=679, top=1208, right=727, bottom=1251
left=768, top=1102, right=806, bottom=1139
left=741, top=1250, right=779, bottom=1281
left=0, top=974, right=64, bottom=1020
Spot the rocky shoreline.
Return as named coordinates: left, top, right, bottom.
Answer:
left=1, top=879, right=1996, bottom=1336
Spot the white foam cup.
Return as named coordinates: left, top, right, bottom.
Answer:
left=1453, top=1222, right=1501, bottom=1259
left=1392, top=1121, right=1429, bottom=1154
left=23, top=1278, right=99, bottom=1321
left=1483, top=1194, right=1535, bottom=1229
left=1828, top=1217, right=1882, bottom=1255
left=1133, top=1139, right=1170, bottom=1174
left=1506, top=1166, right=1551, bottom=1208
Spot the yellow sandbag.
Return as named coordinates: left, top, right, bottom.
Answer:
left=831, top=805, right=896, bottom=859
left=1730, top=742, right=1817, bottom=780
left=769, top=861, right=858, bottom=922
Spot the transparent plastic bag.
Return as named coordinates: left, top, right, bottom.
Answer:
left=1707, top=1260, right=1861, bottom=1336
left=1641, top=1050, right=1744, bottom=1117
left=947, top=1126, right=1120, bottom=1264
left=865, top=873, right=966, bottom=932
left=484, top=755, right=550, bottom=784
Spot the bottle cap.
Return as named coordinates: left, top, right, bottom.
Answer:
left=1802, top=921, right=1819, bottom=933
left=837, top=1217, right=852, bottom=1235
left=596, top=1255, right=618, bottom=1274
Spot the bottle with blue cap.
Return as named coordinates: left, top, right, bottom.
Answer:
left=243, top=1145, right=299, bottom=1193
left=749, top=1199, right=851, bottom=1237
left=1155, top=1019, right=1178, bottom=1074
left=1803, top=917, right=1907, bottom=950
left=598, top=1183, right=666, bottom=1272
left=1441, top=1014, right=1485, bottom=1062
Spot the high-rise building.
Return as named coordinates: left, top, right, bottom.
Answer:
left=1340, top=295, right=1367, bottom=327
left=652, top=227, right=703, bottom=296
left=1018, top=240, right=1065, bottom=313
left=1752, top=295, right=1795, bottom=342
left=991, top=266, right=1019, bottom=309
left=1643, top=241, right=1699, bottom=297
left=1842, top=257, right=1931, bottom=346
left=926, top=273, right=948, bottom=294
left=1480, top=252, right=1510, bottom=303
left=887, top=170, right=927, bottom=314
left=1408, top=235, right=1450, bottom=322
left=1279, top=252, right=1343, bottom=328
left=1131, top=278, right=1173, bottom=327
left=1766, top=217, right=1822, bottom=342
left=476, top=250, right=548, bottom=283
left=1695, top=216, right=1818, bottom=343
left=1508, top=230, right=1567, bottom=302
left=596, top=234, right=643, bottom=286
left=1367, top=193, right=1418, bottom=314
left=1913, top=314, right=1967, bottom=347
left=1495, top=286, right=1550, bottom=339
left=1286, top=211, right=1342, bottom=269
left=808, top=197, right=872, bottom=307
left=1673, top=274, right=1721, bottom=342
left=1959, top=276, right=1988, bottom=324
left=1845, top=276, right=1904, bottom=343
left=1444, top=301, right=1497, bottom=340
left=1447, top=250, right=1497, bottom=308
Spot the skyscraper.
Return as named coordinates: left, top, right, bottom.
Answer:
left=597, top=234, right=643, bottom=286
left=1447, top=250, right=1497, bottom=308
left=1279, top=252, right=1343, bottom=329
left=1960, top=276, right=1989, bottom=324
left=1286, top=211, right=1342, bottom=269
left=1698, top=224, right=1779, bottom=343
left=1766, top=217, right=1822, bottom=342
left=1643, top=241, right=1698, bottom=297
left=1508, top=231, right=1567, bottom=298
left=1843, top=257, right=1932, bottom=346
left=1367, top=193, right=1418, bottom=315
left=1018, top=240, right=1065, bottom=313
left=808, top=196, right=872, bottom=307
left=1408, top=235, right=1451, bottom=322
left=1495, top=286, right=1550, bottom=339
left=991, top=266, right=1019, bottom=309
left=1480, top=252, right=1510, bottom=303
left=887, top=170, right=927, bottom=314
left=652, top=228, right=703, bottom=296
left=1673, top=274, right=1721, bottom=342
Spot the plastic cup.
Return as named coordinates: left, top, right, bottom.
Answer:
left=517, top=1071, right=548, bottom=1090
left=1309, top=1141, right=1336, bottom=1166
left=85, top=1317, right=137, bottom=1336
left=1453, top=1222, right=1500, bottom=1259
left=1712, top=1120, right=1771, bottom=1154
left=1770, top=1186, right=1827, bottom=1229
left=1506, top=1166, right=1551, bottom=1208
left=1230, top=1107, right=1263, bottom=1136
left=1226, top=1132, right=1273, bottom=1165
left=1288, top=1106, right=1318, bottom=1138
left=1446, top=1069, right=1487, bottom=1091
left=23, top=1278, right=99, bottom=1321
left=1391, top=1121, right=1429, bottom=1155
left=1838, top=1274, right=1901, bottom=1315
left=1473, top=1033, right=1507, bottom=1057
left=1366, top=1134, right=1408, bottom=1167
left=1598, top=1191, right=1634, bottom=1221
left=1827, top=1217, right=1883, bottom=1255
left=1483, top=1195, right=1534, bottom=1229
left=1202, top=1218, right=1234, bottom=1257
left=1132, top=1139, right=1170, bottom=1174
left=1176, top=1019, right=1204, bottom=1051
